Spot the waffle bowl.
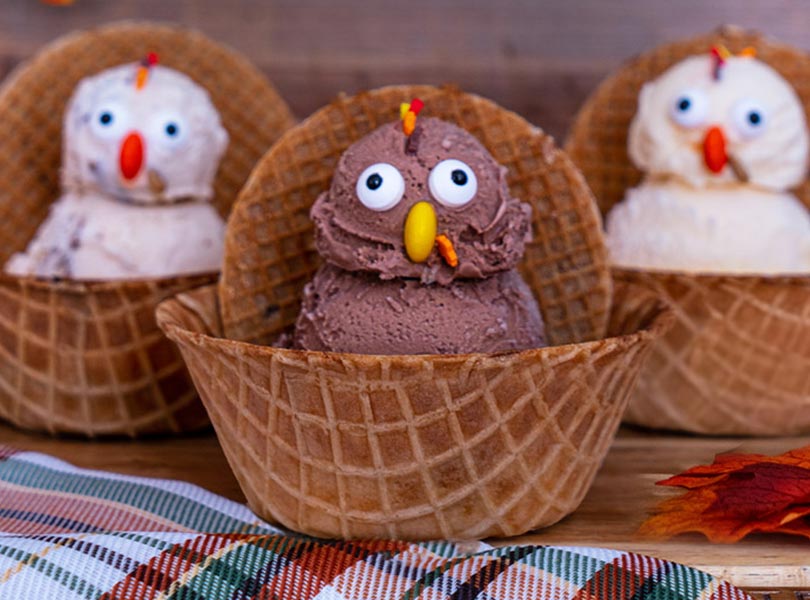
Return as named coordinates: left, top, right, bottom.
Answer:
left=157, top=85, right=673, bottom=539
left=566, top=26, right=810, bottom=436
left=0, top=21, right=295, bottom=437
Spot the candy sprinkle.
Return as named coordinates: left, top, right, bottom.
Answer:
left=400, top=98, right=424, bottom=136
left=710, top=45, right=730, bottom=81
left=403, top=111, right=417, bottom=136
left=135, top=53, right=159, bottom=90
left=436, top=234, right=459, bottom=268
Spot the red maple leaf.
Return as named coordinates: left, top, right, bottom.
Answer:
left=639, top=445, right=810, bottom=543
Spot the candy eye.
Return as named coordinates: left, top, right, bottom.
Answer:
left=356, top=163, right=405, bottom=211
left=89, top=103, right=130, bottom=140
left=149, top=111, right=188, bottom=147
left=428, top=159, right=477, bottom=208
left=669, top=89, right=708, bottom=128
left=732, top=98, right=768, bottom=139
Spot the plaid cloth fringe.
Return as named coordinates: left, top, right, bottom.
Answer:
left=0, top=446, right=751, bottom=600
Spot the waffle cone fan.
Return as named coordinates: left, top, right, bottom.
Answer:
left=566, top=26, right=810, bottom=436
left=157, top=85, right=672, bottom=539
left=0, top=21, right=295, bottom=437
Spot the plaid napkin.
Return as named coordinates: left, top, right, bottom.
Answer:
left=0, top=445, right=750, bottom=600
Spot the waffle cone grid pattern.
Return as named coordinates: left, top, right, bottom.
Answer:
left=219, top=85, right=613, bottom=349
left=158, top=282, right=671, bottom=539
left=0, top=276, right=215, bottom=436
left=617, top=269, right=810, bottom=435
left=0, top=21, right=295, bottom=436
left=566, top=26, right=810, bottom=435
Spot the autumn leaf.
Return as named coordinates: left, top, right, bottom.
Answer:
left=639, top=444, right=810, bottom=543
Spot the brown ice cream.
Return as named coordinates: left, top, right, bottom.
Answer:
left=294, top=264, right=544, bottom=354
left=292, top=113, right=545, bottom=354
left=311, top=117, right=531, bottom=285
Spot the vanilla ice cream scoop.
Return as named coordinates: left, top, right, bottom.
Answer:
left=607, top=181, right=810, bottom=273
left=6, top=57, right=229, bottom=279
left=607, top=49, right=810, bottom=274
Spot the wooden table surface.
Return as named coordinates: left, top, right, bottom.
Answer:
left=2, top=422, right=808, bottom=590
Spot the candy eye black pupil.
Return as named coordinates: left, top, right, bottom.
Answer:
left=99, top=112, right=113, bottom=125
left=748, top=111, right=762, bottom=125
left=451, top=169, right=468, bottom=185
left=366, top=173, right=383, bottom=190
left=677, top=98, right=691, bottom=111
left=165, top=122, right=179, bottom=136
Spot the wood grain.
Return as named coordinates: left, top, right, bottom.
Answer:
left=4, top=0, right=810, bottom=139
left=2, top=421, right=809, bottom=588
left=0, top=422, right=245, bottom=501
left=507, top=429, right=810, bottom=589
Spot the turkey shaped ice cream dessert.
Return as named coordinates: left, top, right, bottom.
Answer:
left=293, top=100, right=545, bottom=354
left=607, top=47, right=810, bottom=273
left=6, top=54, right=229, bottom=280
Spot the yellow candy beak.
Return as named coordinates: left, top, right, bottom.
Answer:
left=404, top=201, right=437, bottom=263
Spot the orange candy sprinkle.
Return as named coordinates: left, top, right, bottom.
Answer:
left=402, top=111, right=417, bottom=136
left=400, top=98, right=424, bottom=136
left=436, top=234, right=458, bottom=268
left=135, top=67, right=149, bottom=90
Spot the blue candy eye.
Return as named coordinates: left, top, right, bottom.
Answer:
left=669, top=89, right=708, bottom=129
left=150, top=112, right=187, bottom=147
left=732, top=98, right=768, bottom=139
left=91, top=105, right=129, bottom=139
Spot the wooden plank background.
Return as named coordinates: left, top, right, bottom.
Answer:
left=3, top=0, right=810, bottom=141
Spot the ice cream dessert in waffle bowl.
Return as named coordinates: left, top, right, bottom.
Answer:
left=157, top=85, right=672, bottom=539
left=0, top=21, right=294, bottom=436
left=566, top=26, right=810, bottom=435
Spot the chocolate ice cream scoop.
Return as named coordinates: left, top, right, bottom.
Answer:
left=293, top=264, right=545, bottom=354
left=311, top=117, right=531, bottom=285
left=292, top=108, right=546, bottom=355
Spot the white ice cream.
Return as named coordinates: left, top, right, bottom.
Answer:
left=607, top=181, right=810, bottom=274
left=607, top=53, right=810, bottom=274
left=5, top=192, right=224, bottom=279
left=6, top=60, right=229, bottom=280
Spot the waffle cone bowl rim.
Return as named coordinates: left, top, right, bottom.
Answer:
left=0, top=270, right=217, bottom=292
left=160, top=283, right=673, bottom=364
left=613, top=266, right=810, bottom=286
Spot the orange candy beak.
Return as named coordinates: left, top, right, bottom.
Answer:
left=703, top=126, right=727, bottom=174
left=119, top=131, right=145, bottom=181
